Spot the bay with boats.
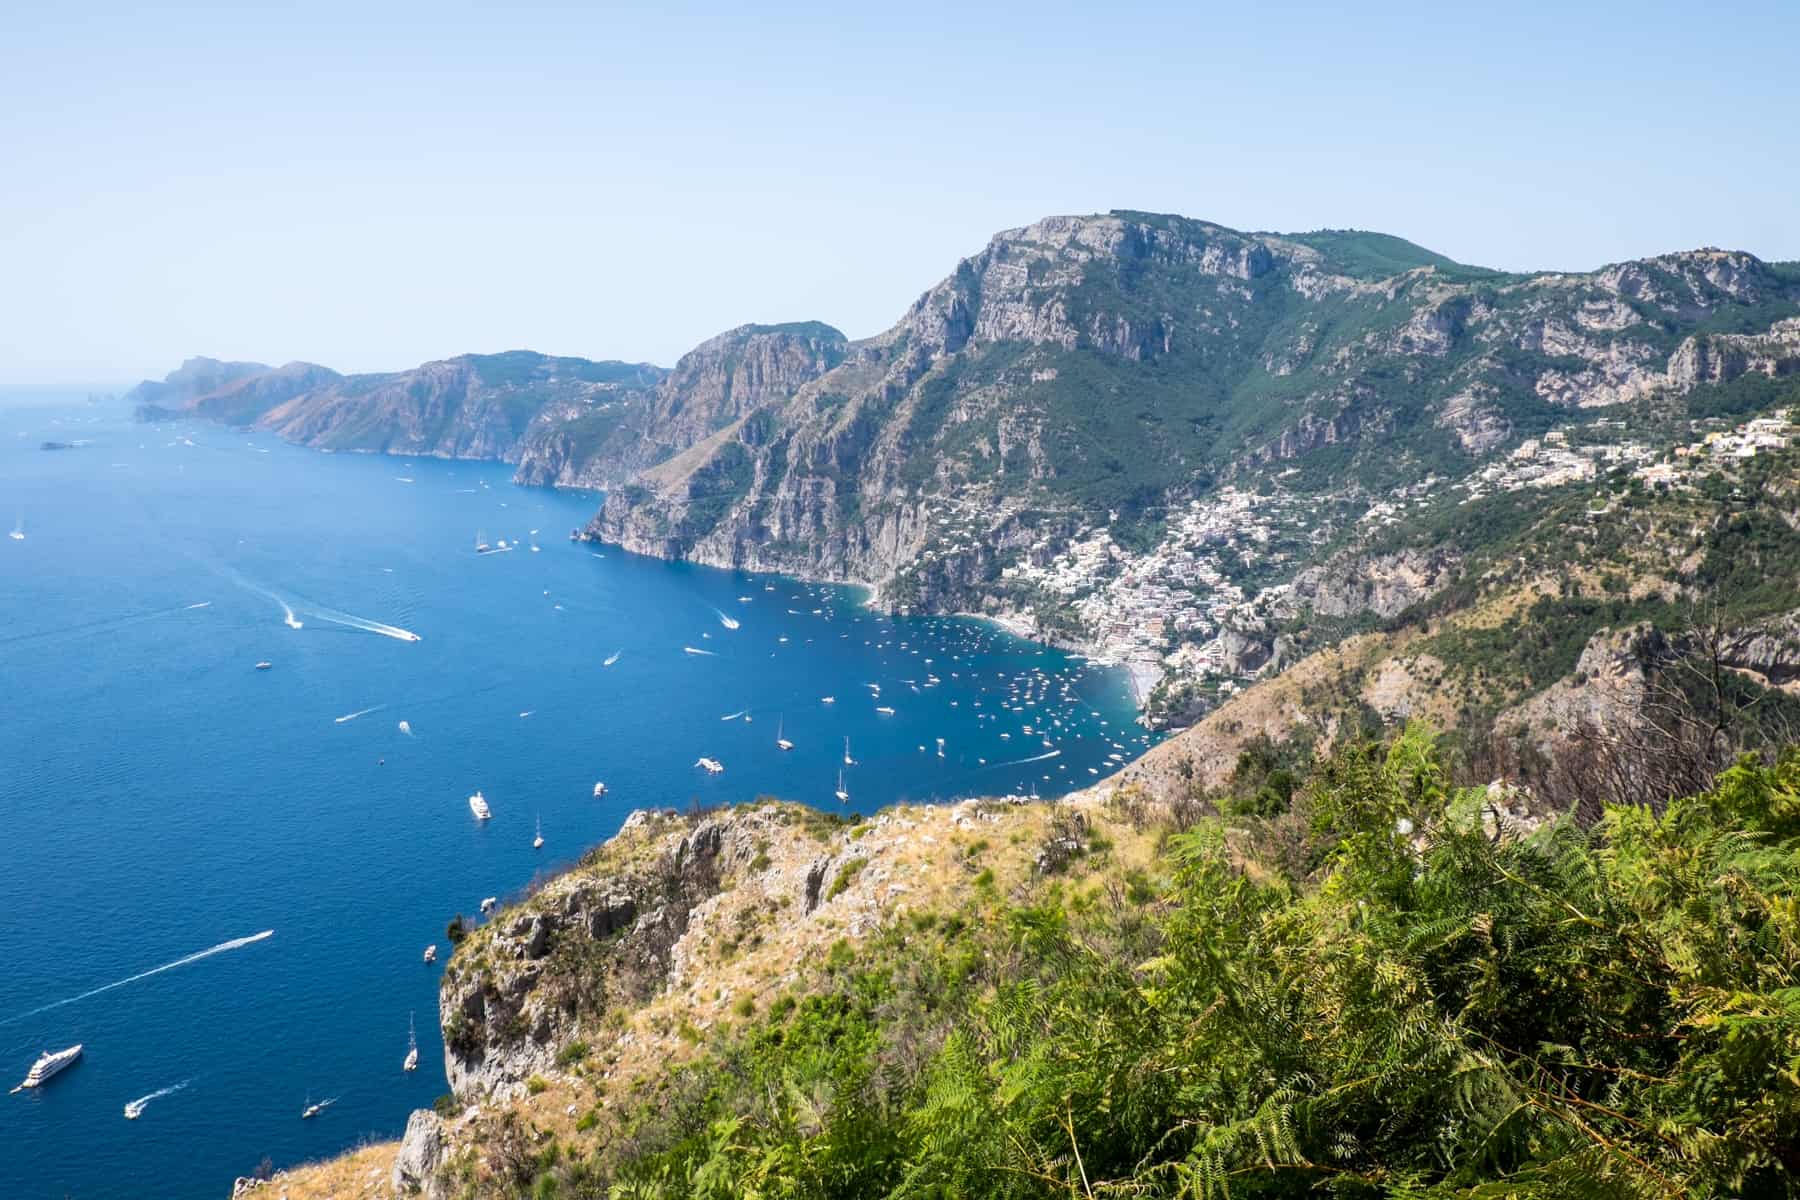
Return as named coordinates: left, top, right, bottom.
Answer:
left=0, top=391, right=1150, bottom=1199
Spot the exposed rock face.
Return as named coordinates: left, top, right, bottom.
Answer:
left=1666, top=317, right=1800, bottom=391
left=391, top=1110, right=448, bottom=1198
left=511, top=323, right=847, bottom=488
left=588, top=214, right=1798, bottom=614
left=1720, top=609, right=1800, bottom=688
left=1288, top=548, right=1459, bottom=620
left=1500, top=625, right=1659, bottom=747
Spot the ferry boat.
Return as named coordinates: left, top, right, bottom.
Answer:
left=468, top=791, right=491, bottom=820
left=12, top=1045, right=82, bottom=1092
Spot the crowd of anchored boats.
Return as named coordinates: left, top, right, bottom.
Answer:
left=7, top=498, right=1147, bottom=1132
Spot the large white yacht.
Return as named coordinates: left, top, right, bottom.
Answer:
left=13, top=1045, right=82, bottom=1092
left=468, top=791, right=491, bottom=820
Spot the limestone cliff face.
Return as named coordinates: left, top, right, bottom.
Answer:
left=1288, top=547, right=1460, bottom=620
left=1666, top=317, right=1800, bottom=390
left=587, top=213, right=1799, bottom=611
left=510, top=323, right=847, bottom=488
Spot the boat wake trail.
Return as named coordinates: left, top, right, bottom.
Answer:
left=334, top=704, right=387, bottom=724
left=979, top=748, right=1062, bottom=771
left=297, top=603, right=421, bottom=642
left=714, top=609, right=740, bottom=631
left=0, top=602, right=208, bottom=650
left=216, top=566, right=303, bottom=628
left=720, top=709, right=745, bottom=721
left=124, top=1079, right=192, bottom=1119
left=0, top=931, right=274, bottom=1027
left=683, top=646, right=716, bottom=657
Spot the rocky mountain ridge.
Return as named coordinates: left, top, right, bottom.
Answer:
left=586, top=215, right=1800, bottom=614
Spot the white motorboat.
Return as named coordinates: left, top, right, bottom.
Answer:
left=12, top=1044, right=81, bottom=1092
left=480, top=897, right=497, bottom=914
left=592, top=781, right=606, bottom=798
left=694, top=757, right=724, bottom=774
left=254, top=661, right=272, bottom=670
left=533, top=815, right=544, bottom=850
left=422, top=944, right=437, bottom=964
left=468, top=791, right=491, bottom=820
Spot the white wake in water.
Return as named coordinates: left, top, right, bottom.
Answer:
left=979, top=748, right=1063, bottom=771
left=298, top=603, right=421, bottom=642
left=720, top=709, right=745, bottom=721
left=334, top=704, right=387, bottom=724
left=124, top=1079, right=192, bottom=1119
left=217, top=566, right=303, bottom=628
left=714, top=609, right=740, bottom=630
left=0, top=602, right=209, bottom=649
left=0, top=931, right=274, bottom=1026
left=683, top=646, right=716, bottom=656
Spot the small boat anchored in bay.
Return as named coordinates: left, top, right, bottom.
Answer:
left=468, top=791, right=491, bottom=820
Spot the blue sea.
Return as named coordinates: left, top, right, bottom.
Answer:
left=0, top=392, right=1151, bottom=1199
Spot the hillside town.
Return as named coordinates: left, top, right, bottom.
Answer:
left=992, top=406, right=1796, bottom=726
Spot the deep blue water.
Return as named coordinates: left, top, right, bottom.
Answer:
left=0, top=393, right=1151, bottom=1199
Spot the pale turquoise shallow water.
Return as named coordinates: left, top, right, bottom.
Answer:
left=0, top=394, right=1151, bottom=1198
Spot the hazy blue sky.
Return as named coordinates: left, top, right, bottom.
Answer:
left=4, top=1, right=1796, bottom=382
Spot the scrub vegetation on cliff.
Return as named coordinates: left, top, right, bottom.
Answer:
left=315, top=726, right=1800, bottom=1200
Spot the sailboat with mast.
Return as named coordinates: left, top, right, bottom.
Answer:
left=843, top=736, right=854, bottom=766
left=533, top=814, right=544, bottom=850
left=8, top=513, right=22, bottom=542
left=834, top=768, right=849, bottom=803
left=776, top=716, right=793, bottom=751
left=403, top=1013, right=419, bottom=1073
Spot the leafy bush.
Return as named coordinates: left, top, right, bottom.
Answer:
left=603, top=731, right=1800, bottom=1198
